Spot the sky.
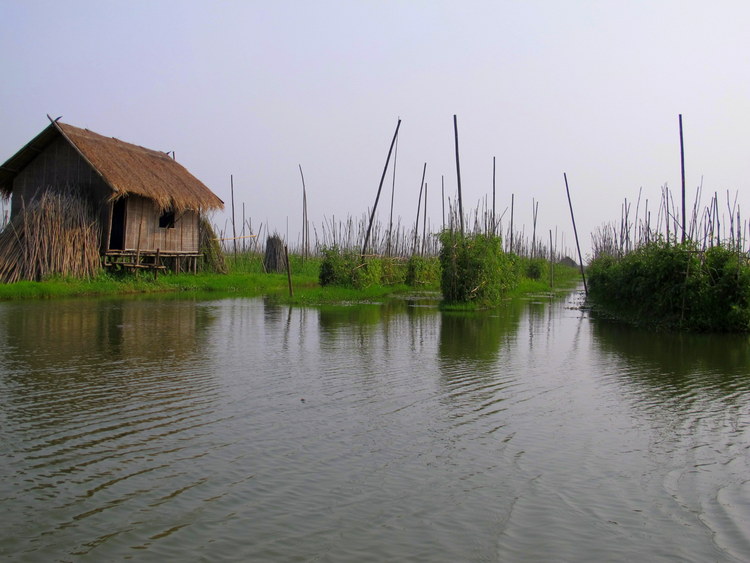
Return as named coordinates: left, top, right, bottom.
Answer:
left=2, top=0, right=750, bottom=259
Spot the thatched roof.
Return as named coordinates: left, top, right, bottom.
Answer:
left=0, top=120, right=223, bottom=212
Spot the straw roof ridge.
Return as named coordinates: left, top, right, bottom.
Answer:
left=57, top=122, right=224, bottom=212
left=0, top=121, right=224, bottom=213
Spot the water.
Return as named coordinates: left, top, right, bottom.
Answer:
left=1, top=290, right=749, bottom=561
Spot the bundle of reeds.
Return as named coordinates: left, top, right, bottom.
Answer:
left=199, top=214, right=228, bottom=274
left=263, top=234, right=286, bottom=273
left=0, top=189, right=101, bottom=283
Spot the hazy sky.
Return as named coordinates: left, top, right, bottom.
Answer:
left=2, top=0, right=749, bottom=258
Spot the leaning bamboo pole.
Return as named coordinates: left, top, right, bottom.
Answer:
left=361, top=118, right=401, bottom=259
left=564, top=173, right=588, bottom=295
left=453, top=114, right=464, bottom=234
left=413, top=163, right=427, bottom=255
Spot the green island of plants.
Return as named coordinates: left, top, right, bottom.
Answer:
left=318, top=232, right=580, bottom=309
left=587, top=240, right=750, bottom=332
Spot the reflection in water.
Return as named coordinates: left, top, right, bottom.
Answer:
left=592, top=320, right=750, bottom=408
left=0, top=299, right=221, bottom=560
left=1, top=292, right=749, bottom=562
left=590, top=319, right=750, bottom=562
left=0, top=299, right=216, bottom=419
left=439, top=303, right=521, bottom=361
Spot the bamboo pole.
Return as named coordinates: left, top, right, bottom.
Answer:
left=285, top=244, right=293, bottom=297
left=549, top=229, right=554, bottom=288
left=453, top=115, right=464, bottom=234
left=387, top=128, right=399, bottom=257
left=679, top=114, right=686, bottom=244
left=564, top=173, right=588, bottom=295
left=230, top=174, right=237, bottom=259
left=413, top=162, right=426, bottom=255
left=361, top=118, right=401, bottom=259
left=492, top=156, right=496, bottom=235
left=510, top=193, right=515, bottom=254
left=422, top=181, right=428, bottom=256
left=531, top=199, right=539, bottom=258
left=299, top=164, right=308, bottom=260
left=154, top=247, right=161, bottom=280
left=242, top=202, right=246, bottom=252
left=441, top=175, right=445, bottom=230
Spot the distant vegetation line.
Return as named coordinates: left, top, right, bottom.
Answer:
left=213, top=200, right=577, bottom=266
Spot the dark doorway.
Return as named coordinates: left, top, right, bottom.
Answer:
left=109, top=198, right=127, bottom=250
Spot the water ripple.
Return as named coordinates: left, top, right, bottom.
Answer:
left=2, top=296, right=749, bottom=561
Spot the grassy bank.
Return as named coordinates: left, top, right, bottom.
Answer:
left=0, top=250, right=580, bottom=305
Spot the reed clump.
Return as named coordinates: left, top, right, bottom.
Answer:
left=439, top=230, right=517, bottom=307
left=0, top=190, right=101, bottom=283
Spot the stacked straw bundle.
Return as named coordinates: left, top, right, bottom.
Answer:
left=263, top=234, right=286, bottom=273
left=199, top=214, right=227, bottom=274
left=0, top=189, right=101, bottom=283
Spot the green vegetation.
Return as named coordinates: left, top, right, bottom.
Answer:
left=319, top=246, right=437, bottom=290
left=406, top=255, right=441, bottom=287
left=439, top=231, right=517, bottom=308
left=0, top=245, right=579, bottom=307
left=587, top=240, right=750, bottom=332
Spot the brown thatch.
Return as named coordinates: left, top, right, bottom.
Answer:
left=0, top=120, right=224, bottom=213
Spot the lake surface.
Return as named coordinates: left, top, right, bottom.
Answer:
left=1, top=289, right=749, bottom=561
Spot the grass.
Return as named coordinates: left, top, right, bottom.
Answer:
left=0, top=251, right=581, bottom=307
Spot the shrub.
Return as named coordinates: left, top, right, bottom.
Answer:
left=380, top=257, right=407, bottom=286
left=319, top=246, right=384, bottom=289
left=696, top=245, right=750, bottom=331
left=319, top=246, right=358, bottom=287
left=406, top=255, right=440, bottom=288
left=522, top=257, right=548, bottom=280
left=351, top=258, right=382, bottom=289
left=588, top=240, right=750, bottom=331
left=438, top=230, right=517, bottom=307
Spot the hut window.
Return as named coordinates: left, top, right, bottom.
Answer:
left=159, top=209, right=176, bottom=229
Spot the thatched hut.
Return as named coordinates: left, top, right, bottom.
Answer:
left=0, top=118, right=224, bottom=278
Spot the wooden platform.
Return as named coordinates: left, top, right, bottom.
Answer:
left=104, top=250, right=201, bottom=276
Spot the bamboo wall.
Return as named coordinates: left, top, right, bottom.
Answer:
left=123, top=195, right=199, bottom=253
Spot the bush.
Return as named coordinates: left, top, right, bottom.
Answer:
left=522, top=257, right=548, bottom=280
left=406, top=256, right=440, bottom=288
left=380, top=257, right=407, bottom=286
left=319, top=247, right=384, bottom=289
left=696, top=245, right=750, bottom=331
left=351, top=258, right=382, bottom=289
left=438, top=231, right=517, bottom=307
left=319, top=246, right=358, bottom=287
left=587, top=240, right=750, bottom=331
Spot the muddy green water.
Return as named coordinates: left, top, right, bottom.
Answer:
left=1, top=289, right=749, bottom=561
